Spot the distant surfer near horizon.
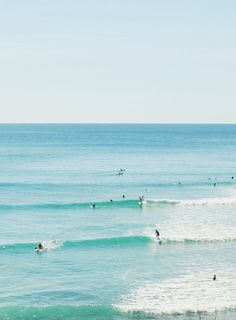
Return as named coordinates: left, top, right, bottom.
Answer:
left=213, top=274, right=216, bottom=281
left=117, top=168, right=125, bottom=175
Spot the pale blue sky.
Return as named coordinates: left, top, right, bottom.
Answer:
left=0, top=0, right=236, bottom=123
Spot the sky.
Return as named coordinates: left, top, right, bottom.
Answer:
left=0, top=0, right=236, bottom=123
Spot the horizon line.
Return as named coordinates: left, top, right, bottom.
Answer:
left=0, top=122, right=235, bottom=125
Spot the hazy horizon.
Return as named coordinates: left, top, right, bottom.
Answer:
left=0, top=0, right=236, bottom=123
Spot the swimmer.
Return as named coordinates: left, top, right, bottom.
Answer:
left=92, top=203, right=96, bottom=208
left=213, top=183, right=216, bottom=187
left=122, top=194, right=125, bottom=199
left=110, top=199, right=113, bottom=202
left=232, top=176, right=234, bottom=180
left=213, top=274, right=216, bottom=281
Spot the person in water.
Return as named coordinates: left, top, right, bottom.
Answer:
left=213, top=274, right=216, bottom=281
left=155, top=229, right=160, bottom=239
left=139, top=196, right=145, bottom=205
left=122, top=194, right=125, bottom=199
left=92, top=203, right=96, bottom=208
left=35, top=243, right=44, bottom=250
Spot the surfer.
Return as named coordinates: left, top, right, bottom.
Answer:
left=35, top=243, right=44, bottom=251
left=155, top=229, right=161, bottom=244
left=155, top=229, right=160, bottom=239
left=92, top=203, right=96, bottom=208
left=122, top=194, right=125, bottom=199
left=139, top=196, right=145, bottom=205
left=213, top=274, right=216, bottom=281
left=110, top=199, right=113, bottom=202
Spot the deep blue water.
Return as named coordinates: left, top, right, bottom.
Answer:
left=0, top=124, right=235, bottom=320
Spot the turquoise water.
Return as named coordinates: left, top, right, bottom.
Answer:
left=0, top=124, right=236, bottom=320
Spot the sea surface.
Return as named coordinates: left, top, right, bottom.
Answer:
left=0, top=124, right=235, bottom=320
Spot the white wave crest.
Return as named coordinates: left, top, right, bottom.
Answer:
left=41, top=240, right=63, bottom=250
left=147, top=196, right=236, bottom=207
left=117, top=271, right=236, bottom=314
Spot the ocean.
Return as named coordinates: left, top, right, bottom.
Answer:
left=0, top=124, right=235, bottom=320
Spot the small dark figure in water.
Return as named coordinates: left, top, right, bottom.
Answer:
left=139, top=196, right=145, bottom=205
left=213, top=274, right=216, bottom=281
left=35, top=243, right=44, bottom=250
left=122, top=194, right=125, bottom=199
left=213, top=183, right=216, bottom=187
left=92, top=203, right=96, bottom=208
left=110, top=199, right=113, bottom=202
left=155, top=229, right=160, bottom=239
left=232, top=176, right=234, bottom=180
left=179, top=182, right=182, bottom=185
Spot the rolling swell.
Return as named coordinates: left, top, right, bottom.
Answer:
left=0, top=199, right=140, bottom=211
left=0, top=305, right=121, bottom=320
left=0, top=305, right=235, bottom=320
left=0, top=236, right=153, bottom=252
left=1, top=195, right=236, bottom=212
left=1, top=236, right=236, bottom=253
